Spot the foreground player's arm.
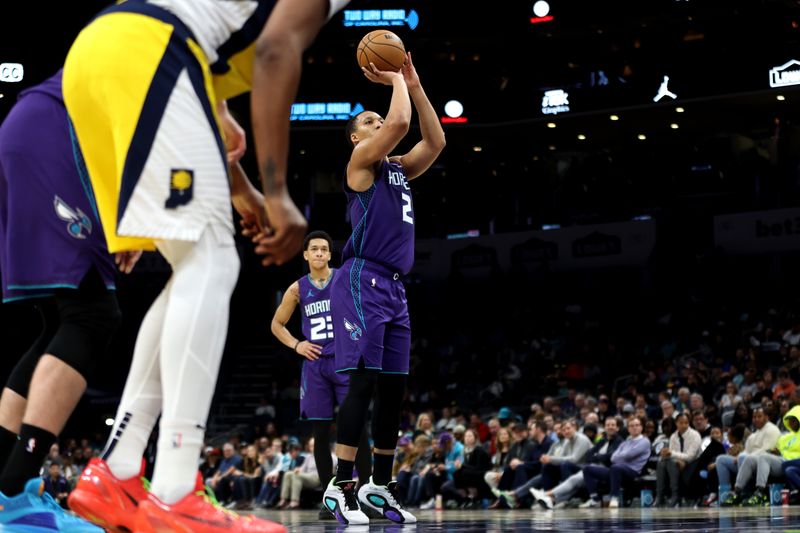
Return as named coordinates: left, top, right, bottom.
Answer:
left=230, top=162, right=267, bottom=237
left=217, top=100, right=246, bottom=163
left=395, top=52, right=446, bottom=180
left=270, top=282, right=322, bottom=361
left=348, top=66, right=411, bottom=192
left=251, top=0, right=330, bottom=265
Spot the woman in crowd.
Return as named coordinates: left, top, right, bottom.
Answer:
left=441, top=428, right=492, bottom=508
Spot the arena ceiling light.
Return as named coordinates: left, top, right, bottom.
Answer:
left=531, top=0, right=554, bottom=23
left=441, top=100, right=467, bottom=124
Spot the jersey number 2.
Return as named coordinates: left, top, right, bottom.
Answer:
left=310, top=316, right=334, bottom=341
left=401, top=193, right=414, bottom=225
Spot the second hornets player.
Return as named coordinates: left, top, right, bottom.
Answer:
left=271, top=231, right=371, bottom=517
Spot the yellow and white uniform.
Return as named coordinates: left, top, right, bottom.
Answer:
left=63, top=0, right=351, bottom=506
left=63, top=0, right=348, bottom=252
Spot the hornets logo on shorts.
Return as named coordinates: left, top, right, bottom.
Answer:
left=344, top=317, right=363, bottom=341
left=165, top=168, right=194, bottom=209
left=54, top=195, right=92, bottom=239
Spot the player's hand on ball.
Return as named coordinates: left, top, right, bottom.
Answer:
left=295, top=340, right=322, bottom=361
left=255, top=193, right=307, bottom=266
left=362, top=62, right=404, bottom=86
left=400, top=52, right=419, bottom=89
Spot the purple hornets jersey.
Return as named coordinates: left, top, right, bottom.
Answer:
left=341, top=159, right=415, bottom=275
left=298, top=270, right=335, bottom=356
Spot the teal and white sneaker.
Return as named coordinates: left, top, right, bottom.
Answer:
left=358, top=476, right=416, bottom=524
left=0, top=477, right=104, bottom=532
left=322, top=477, right=369, bottom=525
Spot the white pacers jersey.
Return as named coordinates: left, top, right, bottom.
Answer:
left=119, top=0, right=350, bottom=244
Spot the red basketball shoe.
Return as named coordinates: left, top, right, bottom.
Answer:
left=68, top=457, right=149, bottom=531
left=134, top=473, right=286, bottom=533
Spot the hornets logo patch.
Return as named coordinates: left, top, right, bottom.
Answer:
left=165, top=168, right=194, bottom=209
left=54, top=196, right=92, bottom=239
left=344, top=317, right=363, bottom=341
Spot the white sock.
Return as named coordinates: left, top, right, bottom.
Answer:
left=151, top=420, right=204, bottom=504
left=149, top=227, right=239, bottom=504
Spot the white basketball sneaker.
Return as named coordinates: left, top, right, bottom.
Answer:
left=322, top=478, right=369, bottom=525
left=357, top=477, right=417, bottom=524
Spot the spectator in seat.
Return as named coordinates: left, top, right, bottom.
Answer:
left=231, top=444, right=264, bottom=510
left=470, top=414, right=490, bottom=444
left=395, top=435, right=434, bottom=507
left=271, top=439, right=304, bottom=509
left=496, top=419, right=592, bottom=507
left=683, top=425, right=726, bottom=506
left=532, top=417, right=624, bottom=509
left=577, top=416, right=651, bottom=508
left=200, top=447, right=221, bottom=483
left=208, top=443, right=242, bottom=504
left=719, top=382, right=742, bottom=411
left=441, top=428, right=491, bottom=508
left=723, top=405, right=800, bottom=506
left=256, top=438, right=285, bottom=508
left=718, top=406, right=780, bottom=503
left=278, top=438, right=318, bottom=509
left=655, top=413, right=700, bottom=507
left=42, top=463, right=69, bottom=509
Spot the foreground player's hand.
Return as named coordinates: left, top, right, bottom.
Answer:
left=295, top=340, right=322, bottom=361
left=218, top=101, right=247, bottom=163
left=362, top=62, right=404, bottom=86
left=115, top=250, right=143, bottom=274
left=232, top=187, right=267, bottom=238
left=254, top=193, right=307, bottom=266
left=400, top=52, right=420, bottom=90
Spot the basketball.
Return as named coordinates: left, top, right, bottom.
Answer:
left=357, top=30, right=406, bottom=72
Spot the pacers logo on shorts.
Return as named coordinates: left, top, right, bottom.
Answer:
left=166, top=169, right=194, bottom=209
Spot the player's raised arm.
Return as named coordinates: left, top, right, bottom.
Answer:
left=271, top=281, right=321, bottom=361
left=396, top=52, right=446, bottom=180
left=251, top=0, right=330, bottom=265
left=347, top=66, right=411, bottom=192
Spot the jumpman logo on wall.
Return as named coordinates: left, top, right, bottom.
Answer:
left=653, top=75, right=677, bottom=102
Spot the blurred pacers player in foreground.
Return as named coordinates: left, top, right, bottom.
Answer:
left=63, top=0, right=352, bottom=530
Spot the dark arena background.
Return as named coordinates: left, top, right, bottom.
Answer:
left=4, top=1, right=800, bottom=531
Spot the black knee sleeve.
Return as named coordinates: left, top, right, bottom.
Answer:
left=337, top=370, right=378, bottom=448
left=6, top=300, right=60, bottom=396
left=46, top=270, right=121, bottom=380
left=371, top=373, right=407, bottom=450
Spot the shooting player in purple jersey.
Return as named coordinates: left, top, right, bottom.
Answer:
left=270, top=230, right=371, bottom=518
left=322, top=52, right=445, bottom=525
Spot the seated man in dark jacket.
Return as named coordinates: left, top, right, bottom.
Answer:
left=529, top=417, right=623, bottom=508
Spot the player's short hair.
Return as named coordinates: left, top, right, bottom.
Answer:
left=345, top=111, right=368, bottom=148
left=304, top=231, right=333, bottom=252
